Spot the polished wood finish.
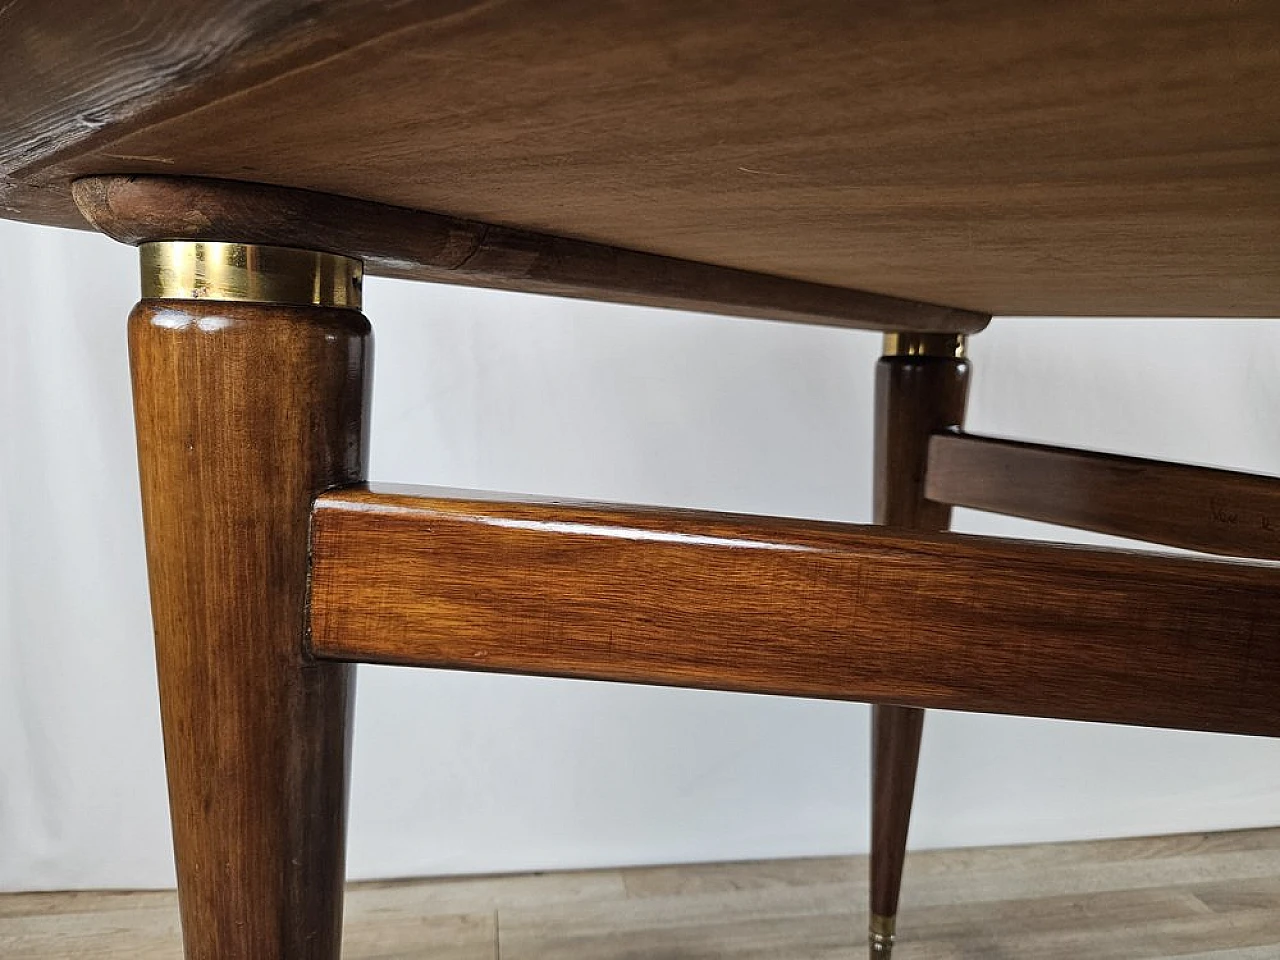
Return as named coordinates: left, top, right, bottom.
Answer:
left=130, top=299, right=370, bottom=959
left=870, top=349, right=971, bottom=949
left=308, top=485, right=1280, bottom=737
left=73, top=175, right=986, bottom=334
left=874, top=357, right=971, bottom=531
left=869, top=705, right=923, bottom=939
left=6, top=2, right=1280, bottom=318
left=927, top=432, right=1280, bottom=560
left=6, top=828, right=1280, bottom=958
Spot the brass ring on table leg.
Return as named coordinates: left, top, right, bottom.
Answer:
left=882, top=331, right=967, bottom=359
left=869, top=912, right=897, bottom=957
left=139, top=240, right=363, bottom=310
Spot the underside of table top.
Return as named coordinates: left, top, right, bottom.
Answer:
left=3, top=0, right=1277, bottom=319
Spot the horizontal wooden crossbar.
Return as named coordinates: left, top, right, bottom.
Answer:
left=308, top=484, right=1280, bottom=737
left=72, top=175, right=988, bottom=334
left=926, top=432, right=1280, bottom=560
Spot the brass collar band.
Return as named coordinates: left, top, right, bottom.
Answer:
left=882, top=331, right=967, bottom=359
left=869, top=913, right=897, bottom=957
left=139, top=241, right=363, bottom=310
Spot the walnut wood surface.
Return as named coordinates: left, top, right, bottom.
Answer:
left=870, top=704, right=924, bottom=930
left=73, top=175, right=985, bottom=333
left=6, top=1, right=1280, bottom=318
left=926, top=433, right=1280, bottom=560
left=308, top=485, right=1280, bottom=737
left=870, top=353, right=971, bottom=934
left=130, top=300, right=370, bottom=959
left=0, top=0, right=432, bottom=225
left=874, top=359, right=971, bottom=531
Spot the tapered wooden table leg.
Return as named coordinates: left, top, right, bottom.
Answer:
left=128, top=242, right=370, bottom=959
left=869, top=332, right=970, bottom=958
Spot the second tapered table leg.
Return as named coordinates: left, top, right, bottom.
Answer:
left=868, top=332, right=971, bottom=958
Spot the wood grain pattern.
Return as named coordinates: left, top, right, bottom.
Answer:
left=5, top=828, right=1279, bottom=958
left=870, top=351, right=971, bottom=944
left=130, top=300, right=370, bottom=959
left=870, top=704, right=923, bottom=940
left=874, top=358, right=971, bottom=531
left=0, top=0, right=457, bottom=216
left=926, top=433, right=1280, bottom=560
left=307, top=484, right=1280, bottom=737
left=6, top=1, right=1280, bottom=317
left=73, top=175, right=986, bottom=333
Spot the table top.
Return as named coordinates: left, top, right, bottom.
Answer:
left=3, top=0, right=1277, bottom=319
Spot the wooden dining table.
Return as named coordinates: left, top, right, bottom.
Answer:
left=4, top=2, right=1278, bottom=958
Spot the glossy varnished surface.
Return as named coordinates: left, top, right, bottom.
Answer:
left=5, top=828, right=1280, bottom=958
left=870, top=351, right=971, bottom=943
left=927, top=433, right=1280, bottom=560
left=308, top=484, right=1280, bottom=736
left=4, top=1, right=1279, bottom=317
left=130, top=300, right=369, bottom=959
left=874, top=358, right=971, bottom=532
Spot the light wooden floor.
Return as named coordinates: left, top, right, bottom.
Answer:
left=3, top=828, right=1278, bottom=959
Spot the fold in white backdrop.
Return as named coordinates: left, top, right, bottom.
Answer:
left=3, top=218, right=1279, bottom=892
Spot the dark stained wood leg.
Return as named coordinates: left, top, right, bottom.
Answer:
left=869, top=705, right=925, bottom=957
left=869, top=333, right=970, bottom=957
left=128, top=243, right=370, bottom=960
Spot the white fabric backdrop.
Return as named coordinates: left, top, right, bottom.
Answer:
left=3, top=218, right=1279, bottom=892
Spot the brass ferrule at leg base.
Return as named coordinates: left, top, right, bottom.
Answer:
left=882, top=331, right=967, bottom=359
left=869, top=913, right=897, bottom=958
left=139, top=241, right=363, bottom=310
